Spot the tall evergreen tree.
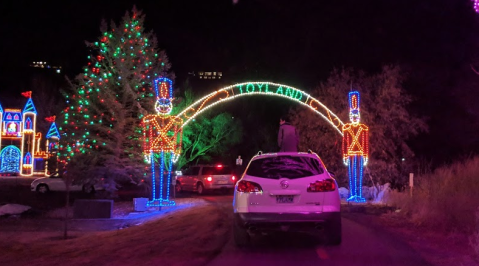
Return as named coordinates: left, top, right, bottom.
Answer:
left=59, top=7, right=172, bottom=185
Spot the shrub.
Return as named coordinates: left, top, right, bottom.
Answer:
left=386, top=156, right=479, bottom=234
left=470, top=207, right=479, bottom=259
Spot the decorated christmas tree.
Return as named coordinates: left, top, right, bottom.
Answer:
left=59, top=6, right=173, bottom=185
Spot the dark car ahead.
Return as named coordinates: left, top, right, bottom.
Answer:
left=176, top=164, right=237, bottom=194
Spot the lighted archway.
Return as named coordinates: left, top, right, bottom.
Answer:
left=177, top=82, right=344, bottom=135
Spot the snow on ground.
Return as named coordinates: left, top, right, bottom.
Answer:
left=339, top=183, right=391, bottom=203
left=44, top=197, right=205, bottom=219
left=0, top=204, right=31, bottom=216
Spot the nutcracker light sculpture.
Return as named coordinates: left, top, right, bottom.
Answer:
left=342, top=91, right=369, bottom=203
left=142, top=77, right=183, bottom=207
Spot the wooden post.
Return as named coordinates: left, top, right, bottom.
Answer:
left=409, top=173, right=414, bottom=197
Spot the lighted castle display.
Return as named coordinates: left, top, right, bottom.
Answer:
left=0, top=91, right=60, bottom=176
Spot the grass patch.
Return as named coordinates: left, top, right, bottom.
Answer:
left=386, top=156, right=479, bottom=234
left=470, top=208, right=479, bottom=260
left=385, top=156, right=479, bottom=265
left=0, top=204, right=229, bottom=266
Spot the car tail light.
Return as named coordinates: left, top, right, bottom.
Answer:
left=206, top=176, right=213, bottom=182
left=237, top=180, right=263, bottom=193
left=231, top=176, right=236, bottom=181
left=307, top=179, right=336, bottom=192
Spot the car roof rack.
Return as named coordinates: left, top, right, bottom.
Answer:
left=307, top=149, right=314, bottom=154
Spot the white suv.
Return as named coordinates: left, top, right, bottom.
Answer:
left=233, top=151, right=341, bottom=246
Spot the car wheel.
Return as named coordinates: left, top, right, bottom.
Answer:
left=197, top=183, right=205, bottom=195
left=37, top=184, right=49, bottom=194
left=233, top=220, right=251, bottom=247
left=175, top=182, right=182, bottom=193
left=82, top=185, right=95, bottom=194
left=326, top=220, right=342, bottom=245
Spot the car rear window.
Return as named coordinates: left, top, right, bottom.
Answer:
left=245, top=156, right=324, bottom=179
left=202, top=166, right=232, bottom=175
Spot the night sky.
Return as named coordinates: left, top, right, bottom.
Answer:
left=1, top=0, right=478, bottom=164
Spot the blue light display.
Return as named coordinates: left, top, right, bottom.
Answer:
left=148, top=152, right=176, bottom=207
left=46, top=122, right=61, bottom=139
left=24, top=152, right=32, bottom=165
left=0, top=93, right=58, bottom=176
left=4, top=111, right=22, bottom=122
left=342, top=91, right=369, bottom=203
left=144, top=77, right=179, bottom=208
left=22, top=98, right=37, bottom=114
left=0, top=146, right=21, bottom=173
left=25, top=117, right=33, bottom=130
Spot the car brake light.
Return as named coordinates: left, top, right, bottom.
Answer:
left=237, top=180, right=263, bottom=193
left=231, top=176, right=236, bottom=181
left=307, top=179, right=336, bottom=192
left=206, top=176, right=213, bottom=182
left=216, top=164, right=223, bottom=168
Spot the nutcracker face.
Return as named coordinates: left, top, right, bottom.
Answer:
left=348, top=91, right=361, bottom=125
left=154, top=77, right=174, bottom=115
left=349, top=109, right=360, bottom=124
left=155, top=98, right=173, bottom=115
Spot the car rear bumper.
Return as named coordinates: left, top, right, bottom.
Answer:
left=204, top=183, right=235, bottom=190
left=234, top=212, right=341, bottom=232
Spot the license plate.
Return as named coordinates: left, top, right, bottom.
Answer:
left=276, top=195, right=294, bottom=203
left=217, top=180, right=228, bottom=184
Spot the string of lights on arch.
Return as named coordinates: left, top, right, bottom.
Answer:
left=176, top=82, right=345, bottom=136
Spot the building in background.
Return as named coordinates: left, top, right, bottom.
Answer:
left=187, top=70, right=226, bottom=93
left=195, top=71, right=222, bottom=80
left=30, top=61, right=62, bottom=74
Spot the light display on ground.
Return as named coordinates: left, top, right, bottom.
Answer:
left=342, top=91, right=369, bottom=203
left=44, top=116, right=61, bottom=176
left=0, top=92, right=60, bottom=176
left=142, top=77, right=183, bottom=207
left=176, top=82, right=345, bottom=135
